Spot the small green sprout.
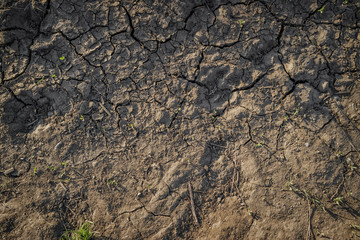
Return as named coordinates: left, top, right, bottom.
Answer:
left=80, top=115, right=84, bottom=121
left=321, top=206, right=327, bottom=212
left=343, top=0, right=348, bottom=5
left=350, top=163, right=357, bottom=171
left=107, top=179, right=117, bottom=186
left=351, top=224, right=360, bottom=230
left=318, top=5, right=325, bottom=13
left=286, top=180, right=327, bottom=211
left=47, top=166, right=55, bottom=171
left=52, top=74, right=56, bottom=78
left=238, top=20, right=245, bottom=25
left=59, top=172, right=66, bottom=178
left=312, top=198, right=321, bottom=205
left=284, top=115, right=289, bottom=121
left=256, top=143, right=262, bottom=148
left=247, top=207, right=253, bottom=216
left=211, top=110, right=217, bottom=118
left=286, top=179, right=293, bottom=191
left=33, top=167, right=37, bottom=176
left=62, top=161, right=67, bottom=166
left=334, top=196, right=344, bottom=206
left=60, top=221, right=94, bottom=240
left=316, top=231, right=326, bottom=237
left=293, top=108, right=299, bottom=116
left=36, top=76, right=44, bottom=84
left=59, top=56, right=65, bottom=60
left=304, top=189, right=311, bottom=199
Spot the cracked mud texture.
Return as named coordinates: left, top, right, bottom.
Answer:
left=1, top=0, right=360, bottom=239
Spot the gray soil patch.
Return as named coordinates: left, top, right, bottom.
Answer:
left=1, top=0, right=360, bottom=239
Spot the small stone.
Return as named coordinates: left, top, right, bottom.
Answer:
left=137, top=192, right=143, bottom=199
left=92, top=113, right=103, bottom=121
left=318, top=80, right=329, bottom=92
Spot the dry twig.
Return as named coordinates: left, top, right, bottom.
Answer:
left=307, top=201, right=312, bottom=240
left=188, top=181, right=199, bottom=226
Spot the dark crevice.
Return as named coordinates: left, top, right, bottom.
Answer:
left=1, top=85, right=29, bottom=107
left=118, top=206, right=144, bottom=216
left=304, top=1, right=329, bottom=22
left=243, top=120, right=253, bottom=146
left=232, top=71, right=268, bottom=92
left=183, top=4, right=206, bottom=24
left=276, top=23, right=284, bottom=47
left=123, top=6, right=147, bottom=50
left=2, top=0, right=51, bottom=82
left=0, top=27, right=35, bottom=34
left=167, top=97, right=186, bottom=129
left=316, top=117, right=334, bottom=133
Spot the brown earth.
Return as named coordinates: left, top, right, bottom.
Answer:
left=1, top=0, right=360, bottom=239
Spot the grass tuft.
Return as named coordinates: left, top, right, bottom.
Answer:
left=60, top=221, right=94, bottom=240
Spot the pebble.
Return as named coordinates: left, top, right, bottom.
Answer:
left=318, top=80, right=329, bottom=92
left=92, top=113, right=103, bottom=121
left=137, top=192, right=143, bottom=198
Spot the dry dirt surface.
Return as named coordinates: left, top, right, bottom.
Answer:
left=1, top=0, right=360, bottom=239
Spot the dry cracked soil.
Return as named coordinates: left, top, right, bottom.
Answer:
left=1, top=0, right=360, bottom=239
